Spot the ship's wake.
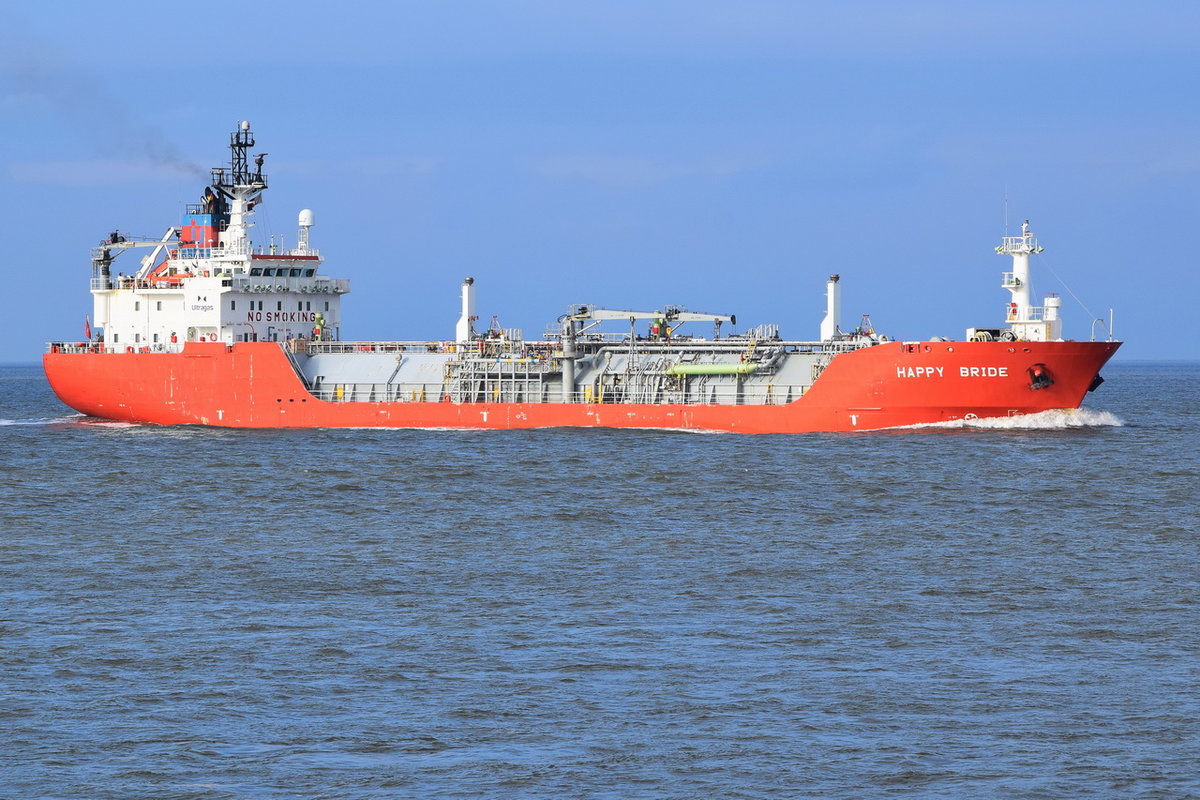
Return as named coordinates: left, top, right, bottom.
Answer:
left=0, top=415, right=141, bottom=428
left=901, top=408, right=1123, bottom=431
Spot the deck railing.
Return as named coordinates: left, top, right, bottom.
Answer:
left=47, top=342, right=188, bottom=354
left=307, top=382, right=809, bottom=406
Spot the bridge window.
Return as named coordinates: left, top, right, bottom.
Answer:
left=250, top=267, right=263, bottom=276
left=290, top=268, right=302, bottom=277
left=304, top=269, right=315, bottom=277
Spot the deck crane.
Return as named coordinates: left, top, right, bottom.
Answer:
left=558, top=305, right=736, bottom=401
left=90, top=228, right=180, bottom=290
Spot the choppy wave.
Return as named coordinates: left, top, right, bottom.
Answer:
left=901, top=408, right=1124, bottom=430
left=0, top=416, right=151, bottom=430
left=72, top=420, right=145, bottom=428
left=0, top=415, right=88, bottom=426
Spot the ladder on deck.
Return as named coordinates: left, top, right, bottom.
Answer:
left=743, top=338, right=759, bottom=361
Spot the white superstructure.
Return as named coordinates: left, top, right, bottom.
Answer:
left=87, top=122, right=348, bottom=350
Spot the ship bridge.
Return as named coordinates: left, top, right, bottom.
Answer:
left=83, top=123, right=349, bottom=350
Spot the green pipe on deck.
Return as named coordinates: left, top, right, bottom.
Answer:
left=667, top=362, right=757, bottom=375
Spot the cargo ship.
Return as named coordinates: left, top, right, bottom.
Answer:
left=44, top=122, right=1120, bottom=432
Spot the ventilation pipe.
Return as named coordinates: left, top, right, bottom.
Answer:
left=455, top=277, right=476, bottom=343
left=820, top=274, right=841, bottom=341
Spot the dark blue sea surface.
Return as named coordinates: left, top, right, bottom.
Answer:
left=2, top=362, right=1197, bottom=799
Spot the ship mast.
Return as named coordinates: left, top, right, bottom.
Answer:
left=997, top=220, right=1039, bottom=314
left=211, top=120, right=267, bottom=257
left=995, top=220, right=1062, bottom=341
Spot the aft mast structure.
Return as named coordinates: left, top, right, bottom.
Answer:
left=208, top=120, right=266, bottom=260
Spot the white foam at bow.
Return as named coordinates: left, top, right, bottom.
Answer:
left=902, top=408, right=1123, bottom=430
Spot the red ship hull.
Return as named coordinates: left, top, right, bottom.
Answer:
left=43, top=340, right=1120, bottom=432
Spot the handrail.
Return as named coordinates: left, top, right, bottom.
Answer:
left=305, top=382, right=810, bottom=406
left=47, top=337, right=876, bottom=358
left=46, top=342, right=187, bottom=354
left=304, top=338, right=873, bottom=355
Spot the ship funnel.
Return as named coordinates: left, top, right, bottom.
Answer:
left=820, top=273, right=841, bottom=341
left=456, top=277, right=476, bottom=343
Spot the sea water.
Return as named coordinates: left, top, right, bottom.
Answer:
left=1, top=362, right=1197, bottom=799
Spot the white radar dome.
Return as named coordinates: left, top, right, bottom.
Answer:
left=298, top=209, right=315, bottom=227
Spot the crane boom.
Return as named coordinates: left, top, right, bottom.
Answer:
left=568, top=305, right=734, bottom=324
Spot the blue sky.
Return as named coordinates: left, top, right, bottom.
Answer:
left=2, top=0, right=1197, bottom=361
